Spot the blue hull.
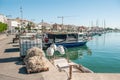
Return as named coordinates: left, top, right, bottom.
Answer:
left=55, top=41, right=87, bottom=48
left=43, top=41, right=87, bottom=49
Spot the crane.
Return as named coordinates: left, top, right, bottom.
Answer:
left=57, top=16, right=77, bottom=26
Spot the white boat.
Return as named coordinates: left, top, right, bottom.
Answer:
left=43, top=32, right=89, bottom=48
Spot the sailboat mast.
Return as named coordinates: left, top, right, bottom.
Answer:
left=91, top=21, right=93, bottom=27
left=96, top=19, right=99, bottom=27
left=104, top=20, right=106, bottom=29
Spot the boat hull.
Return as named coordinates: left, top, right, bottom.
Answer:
left=44, top=41, right=87, bottom=48
left=56, top=41, right=87, bottom=48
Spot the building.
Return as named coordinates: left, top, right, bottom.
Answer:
left=7, top=17, right=32, bottom=33
left=37, top=22, right=52, bottom=32
left=77, top=26, right=87, bottom=32
left=0, top=14, right=7, bottom=23
left=52, top=23, right=62, bottom=32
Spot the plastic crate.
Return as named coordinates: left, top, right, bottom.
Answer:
left=19, top=35, right=42, bottom=57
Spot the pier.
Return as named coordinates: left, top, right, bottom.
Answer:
left=0, top=34, right=119, bottom=80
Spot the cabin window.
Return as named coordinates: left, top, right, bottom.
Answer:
left=79, top=35, right=83, bottom=37
left=68, top=34, right=77, bottom=38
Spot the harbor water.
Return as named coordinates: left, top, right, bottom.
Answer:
left=67, top=32, right=120, bottom=73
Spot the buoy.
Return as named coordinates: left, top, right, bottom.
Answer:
left=46, top=47, right=54, bottom=56
left=50, top=43, right=57, bottom=51
left=57, top=45, right=65, bottom=55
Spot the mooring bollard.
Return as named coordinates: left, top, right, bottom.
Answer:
left=69, top=65, right=72, bottom=79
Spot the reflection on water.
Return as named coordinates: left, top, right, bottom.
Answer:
left=66, top=45, right=92, bottom=60
left=73, top=32, right=120, bottom=73
left=48, top=45, right=92, bottom=60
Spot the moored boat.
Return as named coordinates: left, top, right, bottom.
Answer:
left=43, top=32, right=89, bottom=48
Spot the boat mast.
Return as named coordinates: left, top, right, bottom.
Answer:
left=96, top=19, right=99, bottom=27
left=91, top=20, right=93, bottom=27
left=104, top=20, right=106, bottom=30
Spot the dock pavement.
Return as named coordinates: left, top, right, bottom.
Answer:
left=0, top=34, right=7, bottom=41
left=0, top=35, right=120, bottom=80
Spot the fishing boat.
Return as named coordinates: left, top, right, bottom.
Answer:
left=43, top=32, right=89, bottom=48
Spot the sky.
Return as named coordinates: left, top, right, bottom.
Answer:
left=0, top=0, right=120, bottom=28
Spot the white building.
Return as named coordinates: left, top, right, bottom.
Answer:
left=37, top=22, right=52, bottom=32
left=7, top=18, right=31, bottom=33
left=7, top=19, right=20, bottom=33
left=0, top=14, right=7, bottom=23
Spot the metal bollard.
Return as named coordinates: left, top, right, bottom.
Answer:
left=69, top=65, right=72, bottom=79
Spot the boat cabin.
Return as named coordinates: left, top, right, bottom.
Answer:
left=45, top=32, right=87, bottom=43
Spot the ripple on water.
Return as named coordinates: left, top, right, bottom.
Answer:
left=71, top=32, right=120, bottom=73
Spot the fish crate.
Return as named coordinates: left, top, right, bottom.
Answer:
left=19, top=35, right=42, bottom=58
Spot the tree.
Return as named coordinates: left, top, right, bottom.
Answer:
left=26, top=22, right=35, bottom=30
left=0, top=22, right=7, bottom=32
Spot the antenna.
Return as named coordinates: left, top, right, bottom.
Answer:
left=20, top=6, right=23, bottom=30
left=20, top=6, right=23, bottom=21
left=20, top=0, right=23, bottom=31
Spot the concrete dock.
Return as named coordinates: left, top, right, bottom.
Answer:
left=0, top=35, right=120, bottom=80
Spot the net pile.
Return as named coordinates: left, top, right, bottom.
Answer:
left=24, top=47, right=49, bottom=73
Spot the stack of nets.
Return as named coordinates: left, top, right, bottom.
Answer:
left=24, top=47, right=49, bottom=73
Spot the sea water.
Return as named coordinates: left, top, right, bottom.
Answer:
left=67, top=32, right=120, bottom=73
